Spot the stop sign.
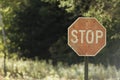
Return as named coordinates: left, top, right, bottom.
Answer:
left=68, top=17, right=106, bottom=56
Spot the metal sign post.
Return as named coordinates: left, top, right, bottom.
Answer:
left=84, top=56, right=88, bottom=80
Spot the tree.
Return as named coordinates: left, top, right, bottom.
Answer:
left=1, top=0, right=71, bottom=59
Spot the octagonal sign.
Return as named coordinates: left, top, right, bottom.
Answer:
left=68, top=17, right=106, bottom=56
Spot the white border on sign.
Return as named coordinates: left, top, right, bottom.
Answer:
left=67, top=17, right=106, bottom=56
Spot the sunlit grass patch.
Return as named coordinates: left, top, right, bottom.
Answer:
left=0, top=57, right=119, bottom=80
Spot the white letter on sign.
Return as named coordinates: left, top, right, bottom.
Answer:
left=79, top=30, right=85, bottom=43
left=86, top=30, right=94, bottom=44
left=71, top=30, right=78, bottom=43
left=96, top=30, right=103, bottom=44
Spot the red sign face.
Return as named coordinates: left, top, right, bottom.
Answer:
left=68, top=17, right=106, bottom=56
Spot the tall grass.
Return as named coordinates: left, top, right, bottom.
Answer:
left=0, top=57, right=120, bottom=80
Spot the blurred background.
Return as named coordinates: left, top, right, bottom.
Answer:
left=0, top=0, right=120, bottom=80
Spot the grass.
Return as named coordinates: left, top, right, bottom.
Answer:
left=0, top=56, right=120, bottom=80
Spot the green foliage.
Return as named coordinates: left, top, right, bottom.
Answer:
left=83, top=0, right=120, bottom=40
left=49, top=36, right=83, bottom=64
left=49, top=0, right=120, bottom=66
left=0, top=0, right=120, bottom=66
left=82, top=0, right=120, bottom=66
left=0, top=0, right=71, bottom=58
